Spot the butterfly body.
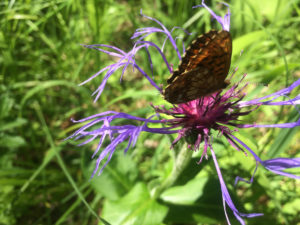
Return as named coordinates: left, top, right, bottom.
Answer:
left=163, top=30, right=232, bottom=104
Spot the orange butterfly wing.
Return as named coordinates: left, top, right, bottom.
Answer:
left=164, top=30, right=232, bottom=104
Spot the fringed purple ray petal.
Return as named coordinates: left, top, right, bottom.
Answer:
left=261, top=158, right=300, bottom=179
left=81, top=44, right=125, bottom=57
left=193, top=0, right=231, bottom=31
left=263, top=158, right=300, bottom=170
left=230, top=135, right=300, bottom=180
left=237, top=118, right=300, bottom=128
left=67, top=111, right=182, bottom=177
left=238, top=78, right=300, bottom=107
left=136, top=40, right=172, bottom=73
left=234, top=161, right=259, bottom=186
left=210, top=147, right=263, bottom=225
left=132, top=10, right=185, bottom=60
left=79, top=65, right=111, bottom=86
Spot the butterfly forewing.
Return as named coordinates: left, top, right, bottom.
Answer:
left=164, top=30, right=232, bottom=104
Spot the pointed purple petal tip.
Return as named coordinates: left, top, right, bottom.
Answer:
left=193, top=0, right=230, bottom=31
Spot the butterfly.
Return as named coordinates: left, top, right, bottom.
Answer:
left=163, top=30, right=232, bottom=104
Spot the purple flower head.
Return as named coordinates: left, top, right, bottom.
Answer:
left=67, top=1, right=300, bottom=225
left=152, top=74, right=249, bottom=154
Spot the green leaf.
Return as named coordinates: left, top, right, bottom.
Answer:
left=0, top=93, right=14, bottom=119
left=164, top=204, right=220, bottom=224
left=160, top=177, right=208, bottom=205
left=0, top=118, right=27, bottom=132
left=0, top=135, right=26, bottom=148
left=102, top=183, right=168, bottom=225
left=20, top=80, right=85, bottom=109
left=82, top=150, right=138, bottom=201
left=104, top=89, right=157, bottom=108
left=232, top=30, right=266, bottom=56
left=282, top=198, right=300, bottom=215
left=267, top=109, right=300, bottom=158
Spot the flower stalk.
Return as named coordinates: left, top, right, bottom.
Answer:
left=152, top=143, right=193, bottom=199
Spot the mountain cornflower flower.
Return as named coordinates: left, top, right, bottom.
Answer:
left=67, top=1, right=300, bottom=224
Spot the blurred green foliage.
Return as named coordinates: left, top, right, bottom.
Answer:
left=1, top=0, right=300, bottom=224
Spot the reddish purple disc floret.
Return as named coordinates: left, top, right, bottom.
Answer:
left=67, top=1, right=300, bottom=225
left=153, top=76, right=249, bottom=153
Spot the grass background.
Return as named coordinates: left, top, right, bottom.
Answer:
left=1, top=0, right=300, bottom=224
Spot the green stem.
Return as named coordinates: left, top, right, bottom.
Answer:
left=152, top=144, right=193, bottom=199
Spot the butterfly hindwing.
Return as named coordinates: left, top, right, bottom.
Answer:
left=164, top=67, right=229, bottom=104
